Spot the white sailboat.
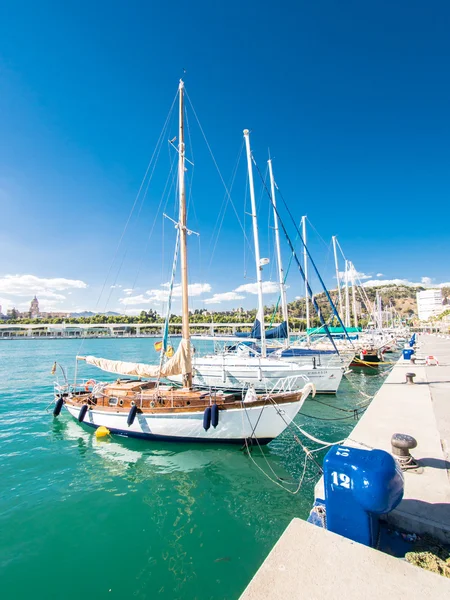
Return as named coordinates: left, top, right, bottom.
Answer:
left=168, top=130, right=345, bottom=394
left=52, top=80, right=314, bottom=444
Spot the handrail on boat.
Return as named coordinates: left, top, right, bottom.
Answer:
left=268, top=373, right=311, bottom=394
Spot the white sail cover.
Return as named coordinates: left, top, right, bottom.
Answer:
left=84, top=338, right=192, bottom=379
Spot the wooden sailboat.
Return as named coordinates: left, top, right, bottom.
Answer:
left=52, top=80, right=314, bottom=444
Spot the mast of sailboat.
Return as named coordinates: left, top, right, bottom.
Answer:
left=301, top=216, right=310, bottom=331
left=377, top=291, right=383, bottom=330
left=178, top=79, right=192, bottom=388
left=243, top=129, right=266, bottom=358
left=268, top=158, right=289, bottom=345
left=332, top=236, right=343, bottom=316
left=350, top=261, right=358, bottom=328
left=344, top=259, right=351, bottom=328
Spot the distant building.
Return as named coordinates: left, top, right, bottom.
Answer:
left=40, top=312, right=71, bottom=319
left=30, top=296, right=40, bottom=318
left=416, top=289, right=443, bottom=321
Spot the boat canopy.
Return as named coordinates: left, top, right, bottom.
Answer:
left=306, top=326, right=362, bottom=335
left=82, top=338, right=192, bottom=379
left=235, top=319, right=288, bottom=340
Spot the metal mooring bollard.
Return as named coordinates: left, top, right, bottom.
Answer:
left=405, top=372, right=416, bottom=384
left=391, top=433, right=419, bottom=471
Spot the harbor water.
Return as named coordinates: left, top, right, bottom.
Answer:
left=0, top=338, right=392, bottom=599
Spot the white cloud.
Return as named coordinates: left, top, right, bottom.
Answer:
left=146, top=282, right=211, bottom=302
left=0, top=274, right=87, bottom=311
left=110, top=284, right=122, bottom=289
left=338, top=269, right=371, bottom=281
left=119, top=294, right=149, bottom=306
left=204, top=292, right=245, bottom=305
left=123, top=288, right=134, bottom=295
left=376, top=273, right=383, bottom=277
left=363, top=278, right=450, bottom=288
left=234, top=281, right=280, bottom=295
left=119, top=283, right=212, bottom=306
left=421, top=276, right=432, bottom=285
left=0, top=274, right=87, bottom=296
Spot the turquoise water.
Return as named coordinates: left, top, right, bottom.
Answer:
left=0, top=339, right=389, bottom=599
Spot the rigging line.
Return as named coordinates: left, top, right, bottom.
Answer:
left=76, top=90, right=178, bottom=353
left=268, top=222, right=302, bottom=326
left=272, top=181, right=352, bottom=343
left=208, top=140, right=244, bottom=252
left=208, top=144, right=241, bottom=252
left=266, top=399, right=325, bottom=473
left=134, top=102, right=177, bottom=224
left=306, top=216, right=331, bottom=250
left=251, top=156, right=340, bottom=354
left=184, top=90, right=254, bottom=252
left=312, top=396, right=370, bottom=413
left=99, top=90, right=176, bottom=304
left=128, top=143, right=179, bottom=298
left=103, top=249, right=129, bottom=313
left=184, top=103, right=198, bottom=227
left=240, top=404, right=312, bottom=493
left=208, top=142, right=246, bottom=269
left=335, top=237, right=347, bottom=261
left=299, top=409, right=366, bottom=421
left=243, top=166, right=249, bottom=277
left=266, top=397, right=344, bottom=450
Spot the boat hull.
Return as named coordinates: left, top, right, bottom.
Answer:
left=168, top=357, right=344, bottom=394
left=63, top=395, right=306, bottom=444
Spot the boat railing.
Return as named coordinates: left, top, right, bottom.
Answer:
left=54, top=379, right=101, bottom=396
left=268, top=374, right=310, bottom=394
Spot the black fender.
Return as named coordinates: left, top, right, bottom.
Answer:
left=127, top=404, right=138, bottom=427
left=78, top=404, right=88, bottom=422
left=53, top=397, right=64, bottom=417
left=211, top=403, right=219, bottom=428
left=203, top=406, right=212, bottom=431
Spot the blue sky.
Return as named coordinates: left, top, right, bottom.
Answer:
left=0, top=0, right=449, bottom=314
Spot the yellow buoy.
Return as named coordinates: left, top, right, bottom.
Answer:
left=95, top=426, right=110, bottom=438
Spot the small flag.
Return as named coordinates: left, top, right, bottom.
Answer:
left=154, top=340, right=163, bottom=352
left=165, top=346, right=174, bottom=358
left=51, top=362, right=57, bottom=375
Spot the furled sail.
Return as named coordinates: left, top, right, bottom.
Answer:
left=82, top=338, right=192, bottom=378
left=235, top=319, right=288, bottom=340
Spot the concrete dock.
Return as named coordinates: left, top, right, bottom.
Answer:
left=240, top=518, right=450, bottom=599
left=318, top=333, right=450, bottom=543
left=240, top=334, right=450, bottom=598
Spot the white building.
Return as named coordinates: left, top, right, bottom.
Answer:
left=416, top=289, right=443, bottom=321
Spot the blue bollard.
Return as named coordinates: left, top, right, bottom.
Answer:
left=323, top=445, right=404, bottom=547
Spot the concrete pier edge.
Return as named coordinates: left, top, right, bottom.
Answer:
left=240, top=334, right=450, bottom=598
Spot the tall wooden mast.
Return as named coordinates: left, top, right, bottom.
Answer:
left=178, top=79, right=192, bottom=388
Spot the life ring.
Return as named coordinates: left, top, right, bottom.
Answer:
left=85, top=379, right=96, bottom=392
